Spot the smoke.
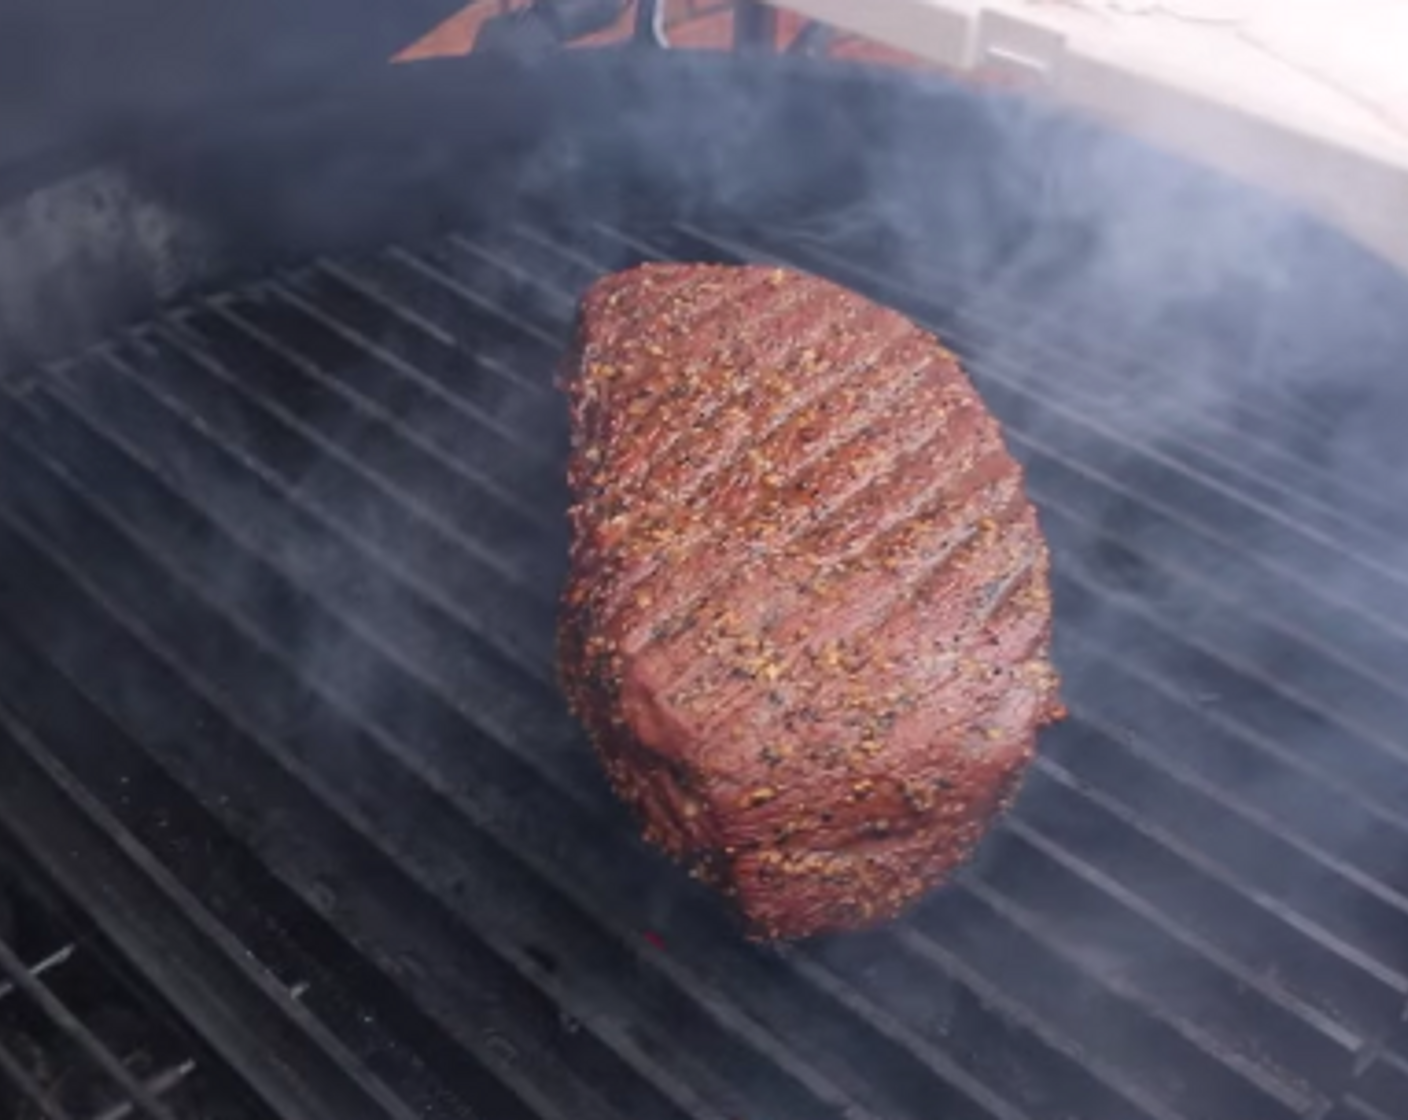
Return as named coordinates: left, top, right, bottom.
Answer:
left=0, top=166, right=213, bottom=370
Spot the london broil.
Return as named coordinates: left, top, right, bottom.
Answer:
left=559, top=262, right=1064, bottom=939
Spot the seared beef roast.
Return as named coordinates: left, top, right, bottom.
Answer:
left=559, top=263, right=1062, bottom=939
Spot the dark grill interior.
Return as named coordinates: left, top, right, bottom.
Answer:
left=0, top=208, right=1407, bottom=1120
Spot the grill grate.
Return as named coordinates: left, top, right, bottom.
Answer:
left=0, top=216, right=1405, bottom=1120
left=0, top=840, right=269, bottom=1120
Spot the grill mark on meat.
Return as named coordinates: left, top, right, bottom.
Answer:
left=739, top=370, right=967, bottom=557
left=591, top=332, right=934, bottom=639
left=614, top=372, right=977, bottom=660
left=972, top=547, right=1040, bottom=629
left=583, top=278, right=841, bottom=489
left=568, top=275, right=906, bottom=545
left=595, top=322, right=893, bottom=558
left=664, top=472, right=1021, bottom=731
left=686, top=337, right=939, bottom=516
left=784, top=532, right=1008, bottom=703
left=659, top=494, right=1047, bottom=842
left=561, top=263, right=1061, bottom=938
left=623, top=317, right=918, bottom=530
left=669, top=517, right=990, bottom=746
left=734, top=489, right=1026, bottom=724
left=608, top=462, right=1031, bottom=778
left=609, top=345, right=951, bottom=646
left=653, top=450, right=1018, bottom=716
left=792, top=409, right=999, bottom=564
left=853, top=495, right=1039, bottom=674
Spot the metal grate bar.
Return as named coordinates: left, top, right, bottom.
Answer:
left=0, top=705, right=425, bottom=1120
left=826, top=910, right=1251, bottom=1120
left=1350, top=1051, right=1408, bottom=1117
left=0, top=938, right=178, bottom=1120
left=832, top=916, right=1225, bottom=1120
left=312, top=248, right=563, bottom=403
left=377, top=246, right=563, bottom=353
left=1054, top=702, right=1408, bottom=958
left=912, top=886, right=1312, bottom=1117
left=1030, top=460, right=1408, bottom=775
left=954, top=837, right=1355, bottom=1098
left=885, top=922, right=1212, bottom=1120
left=1016, top=758, right=1404, bottom=1039
left=0, top=943, right=75, bottom=1003
left=958, top=230, right=1376, bottom=456
left=1029, top=754, right=1408, bottom=997
left=1048, top=571, right=1408, bottom=863
left=1037, top=497, right=1408, bottom=791
left=20, top=381, right=620, bottom=893
left=437, top=235, right=581, bottom=337
left=146, top=309, right=558, bottom=602
left=12, top=372, right=598, bottom=808
left=0, top=564, right=623, bottom=1120
left=994, top=819, right=1362, bottom=1051
left=1058, top=701, right=1408, bottom=946
left=505, top=223, right=628, bottom=288
left=90, top=1061, right=196, bottom=1120
left=966, top=876, right=1321, bottom=1111
left=1331, top=1098, right=1399, bottom=1120
left=763, top=951, right=1034, bottom=1120
left=1025, top=435, right=1408, bottom=700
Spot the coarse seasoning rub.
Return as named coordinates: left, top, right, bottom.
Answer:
left=559, top=262, right=1063, bottom=939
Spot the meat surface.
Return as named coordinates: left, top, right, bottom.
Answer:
left=559, top=262, right=1062, bottom=939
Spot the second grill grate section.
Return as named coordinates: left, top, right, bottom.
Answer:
left=0, top=218, right=1404, bottom=1120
